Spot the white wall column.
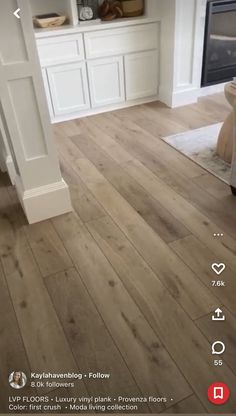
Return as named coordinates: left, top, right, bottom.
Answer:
left=0, top=0, right=72, bottom=223
left=158, top=0, right=207, bottom=107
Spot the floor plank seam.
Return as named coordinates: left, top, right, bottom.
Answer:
left=49, top=221, right=149, bottom=409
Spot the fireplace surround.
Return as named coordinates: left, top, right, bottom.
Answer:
left=202, top=0, right=236, bottom=86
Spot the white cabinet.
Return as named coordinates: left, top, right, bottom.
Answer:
left=88, top=56, right=125, bottom=108
left=36, top=21, right=160, bottom=121
left=125, top=51, right=158, bottom=100
left=47, top=62, right=90, bottom=116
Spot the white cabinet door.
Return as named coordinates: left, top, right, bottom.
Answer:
left=125, top=51, right=158, bottom=100
left=47, top=62, right=90, bottom=116
left=88, top=56, right=125, bottom=108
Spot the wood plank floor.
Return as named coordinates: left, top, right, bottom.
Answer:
left=1, top=93, right=236, bottom=414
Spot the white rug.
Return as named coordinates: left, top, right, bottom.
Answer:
left=163, top=123, right=231, bottom=184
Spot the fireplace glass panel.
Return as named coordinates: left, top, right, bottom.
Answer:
left=202, top=1, right=236, bottom=86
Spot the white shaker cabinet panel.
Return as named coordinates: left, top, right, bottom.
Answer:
left=125, top=51, right=159, bottom=100
left=47, top=62, right=90, bottom=116
left=84, top=24, right=159, bottom=59
left=37, top=34, right=84, bottom=66
left=88, top=56, right=125, bottom=108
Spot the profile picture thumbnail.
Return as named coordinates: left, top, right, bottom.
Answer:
left=9, top=371, right=27, bottom=389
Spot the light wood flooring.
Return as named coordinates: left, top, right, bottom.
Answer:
left=1, top=93, right=236, bottom=414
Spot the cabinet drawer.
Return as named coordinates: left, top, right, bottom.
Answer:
left=84, top=23, right=159, bottom=59
left=37, top=34, right=84, bottom=66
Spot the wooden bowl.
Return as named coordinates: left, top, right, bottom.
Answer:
left=33, top=14, right=67, bottom=28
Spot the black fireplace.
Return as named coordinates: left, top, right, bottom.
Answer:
left=201, top=0, right=236, bottom=86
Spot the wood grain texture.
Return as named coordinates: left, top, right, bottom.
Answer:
left=60, top=156, right=106, bottom=223
left=1, top=93, right=235, bottom=414
left=24, top=219, right=72, bottom=277
left=45, top=267, right=149, bottom=411
left=162, top=394, right=206, bottom=414
left=170, top=235, right=236, bottom=316
left=94, top=112, right=236, bottom=239
left=70, top=132, right=190, bottom=243
left=52, top=212, right=191, bottom=412
left=122, top=159, right=236, bottom=271
left=2, top=241, right=88, bottom=395
left=193, top=173, right=231, bottom=200
left=0, top=185, right=88, bottom=396
left=84, top=215, right=236, bottom=413
left=72, top=157, right=219, bottom=320
left=0, top=261, right=35, bottom=412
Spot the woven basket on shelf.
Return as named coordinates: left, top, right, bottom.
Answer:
left=121, top=0, right=144, bottom=17
left=33, top=14, right=66, bottom=28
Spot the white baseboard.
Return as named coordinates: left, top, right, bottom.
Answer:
left=15, top=177, right=72, bottom=224
left=199, top=82, right=226, bottom=97
left=50, top=95, right=159, bottom=124
left=158, top=86, right=199, bottom=108
left=171, top=88, right=199, bottom=107
left=158, top=83, right=227, bottom=108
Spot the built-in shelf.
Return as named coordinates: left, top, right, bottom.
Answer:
left=30, top=0, right=78, bottom=26
left=30, top=0, right=160, bottom=36
left=34, top=16, right=160, bottom=38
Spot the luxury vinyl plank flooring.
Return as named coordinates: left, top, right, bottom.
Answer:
left=0, top=178, right=88, bottom=397
left=1, top=93, right=236, bottom=413
left=92, top=112, right=236, bottom=238
left=52, top=213, right=191, bottom=413
left=45, top=267, right=150, bottom=411
left=192, top=173, right=231, bottom=200
left=91, top=112, right=204, bottom=180
left=196, top=309, right=236, bottom=375
left=0, top=261, right=35, bottom=412
left=75, top=117, right=133, bottom=165
left=83, top=215, right=236, bottom=413
left=112, top=115, right=236, bottom=229
left=121, top=159, right=236, bottom=270
left=2, top=240, right=87, bottom=396
left=69, top=156, right=220, bottom=320
left=169, top=235, right=236, bottom=316
left=54, top=95, right=236, bottom=413
left=24, top=220, right=73, bottom=278
left=162, top=395, right=206, bottom=414
left=60, top=156, right=106, bottom=223
left=70, top=133, right=190, bottom=243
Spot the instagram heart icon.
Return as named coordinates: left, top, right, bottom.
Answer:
left=211, top=263, right=226, bottom=275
